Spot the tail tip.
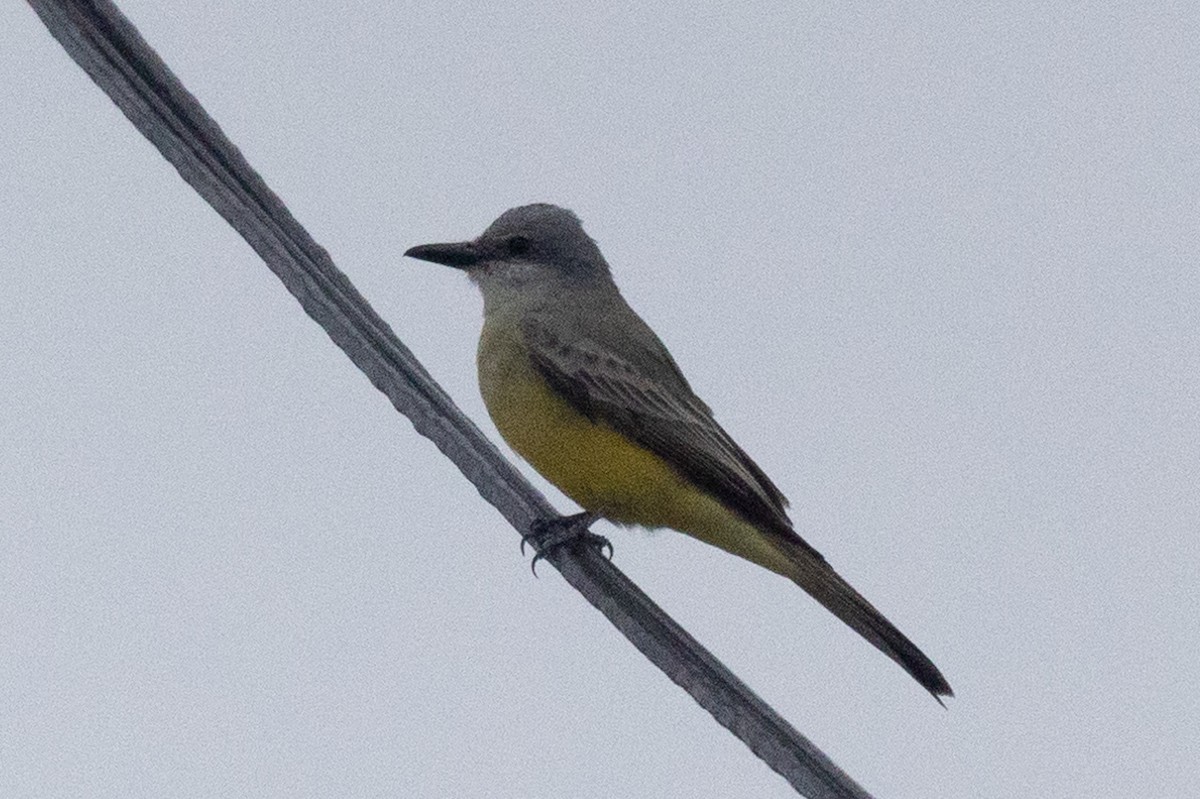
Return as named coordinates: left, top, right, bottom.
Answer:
left=929, top=678, right=954, bottom=708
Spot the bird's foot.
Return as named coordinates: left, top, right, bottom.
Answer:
left=521, top=511, right=611, bottom=575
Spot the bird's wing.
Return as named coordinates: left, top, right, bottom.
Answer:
left=523, top=316, right=954, bottom=698
left=522, top=316, right=818, bottom=556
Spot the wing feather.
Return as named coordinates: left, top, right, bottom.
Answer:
left=522, top=318, right=820, bottom=558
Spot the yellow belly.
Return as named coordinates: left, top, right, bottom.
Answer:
left=476, top=320, right=792, bottom=576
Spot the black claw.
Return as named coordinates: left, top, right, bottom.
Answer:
left=522, top=512, right=610, bottom=575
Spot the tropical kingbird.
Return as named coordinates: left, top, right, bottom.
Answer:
left=405, top=204, right=952, bottom=699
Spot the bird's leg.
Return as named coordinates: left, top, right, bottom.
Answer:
left=521, top=511, right=612, bottom=575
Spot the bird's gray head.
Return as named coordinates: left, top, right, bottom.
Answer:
left=404, top=204, right=611, bottom=294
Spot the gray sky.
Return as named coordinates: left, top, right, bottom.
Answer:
left=4, top=2, right=1198, bottom=797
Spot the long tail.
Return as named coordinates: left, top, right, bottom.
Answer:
left=778, top=537, right=953, bottom=700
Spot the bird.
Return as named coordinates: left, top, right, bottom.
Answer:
left=405, top=203, right=952, bottom=700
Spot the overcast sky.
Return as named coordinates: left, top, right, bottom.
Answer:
left=4, top=2, right=1198, bottom=797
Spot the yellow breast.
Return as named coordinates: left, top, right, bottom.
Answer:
left=475, top=318, right=793, bottom=575
left=477, top=318, right=669, bottom=522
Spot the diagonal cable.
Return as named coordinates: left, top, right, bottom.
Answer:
left=25, top=2, right=876, bottom=796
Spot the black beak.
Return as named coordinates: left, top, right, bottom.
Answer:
left=404, top=240, right=481, bottom=269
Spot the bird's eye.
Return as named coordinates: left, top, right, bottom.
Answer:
left=507, top=236, right=531, bottom=256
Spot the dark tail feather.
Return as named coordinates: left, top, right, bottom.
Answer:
left=780, top=538, right=953, bottom=700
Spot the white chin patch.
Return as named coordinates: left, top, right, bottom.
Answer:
left=472, top=261, right=540, bottom=290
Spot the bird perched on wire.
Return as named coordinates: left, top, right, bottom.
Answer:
left=406, top=204, right=952, bottom=700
